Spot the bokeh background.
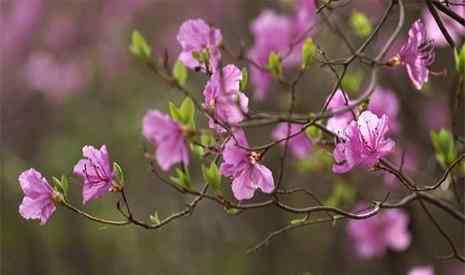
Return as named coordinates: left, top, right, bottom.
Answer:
left=1, top=0, right=464, bottom=274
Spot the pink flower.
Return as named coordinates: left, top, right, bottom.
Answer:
left=333, top=111, right=395, bottom=173
left=408, top=266, right=434, bottom=275
left=176, top=18, right=222, bottom=73
left=396, top=19, right=435, bottom=90
left=294, top=0, right=317, bottom=36
left=220, top=129, right=275, bottom=200
left=18, top=168, right=57, bottom=225
left=423, top=5, right=465, bottom=47
left=383, top=147, right=418, bottom=186
left=272, top=123, right=312, bottom=159
left=325, top=89, right=354, bottom=135
left=143, top=110, right=189, bottom=171
left=74, top=145, right=115, bottom=204
left=368, top=86, right=400, bottom=133
left=347, top=207, right=411, bottom=258
left=248, top=10, right=295, bottom=99
left=203, top=64, right=248, bottom=132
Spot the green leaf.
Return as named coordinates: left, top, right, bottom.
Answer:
left=149, top=211, right=161, bottom=225
left=170, top=168, right=191, bottom=189
left=325, top=181, right=355, bottom=208
left=290, top=217, right=307, bottom=225
left=201, top=133, right=215, bottom=147
left=179, top=97, right=196, bottom=127
left=191, top=144, right=205, bottom=158
left=341, top=71, right=364, bottom=94
left=128, top=30, right=152, bottom=60
left=113, top=162, right=125, bottom=186
left=431, top=129, right=457, bottom=168
left=52, top=176, right=68, bottom=196
left=454, top=43, right=465, bottom=76
left=301, top=38, right=316, bottom=69
left=226, top=208, right=240, bottom=215
left=267, top=51, right=283, bottom=78
left=240, top=67, right=248, bottom=91
left=351, top=10, right=372, bottom=38
left=172, top=60, right=188, bottom=86
left=202, top=162, right=221, bottom=192
left=305, top=125, right=322, bottom=140
left=168, top=102, right=183, bottom=123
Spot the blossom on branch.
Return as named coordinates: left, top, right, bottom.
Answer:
left=423, top=4, right=465, bottom=47
left=18, top=168, right=57, bottom=225
left=325, top=89, right=355, bottom=136
left=176, top=18, right=222, bottom=73
left=220, top=129, right=274, bottom=200
left=143, top=110, right=190, bottom=171
left=347, top=207, right=411, bottom=258
left=203, top=64, right=248, bottom=132
left=392, top=19, right=435, bottom=90
left=368, top=86, right=400, bottom=133
left=332, top=111, right=395, bottom=174
left=272, top=123, right=312, bottom=159
left=408, top=266, right=434, bottom=275
left=73, top=145, right=115, bottom=204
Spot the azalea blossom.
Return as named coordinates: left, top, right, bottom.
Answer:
left=368, top=86, right=400, bottom=132
left=220, top=129, right=274, bottom=200
left=325, top=89, right=355, bottom=135
left=18, top=168, right=57, bottom=225
left=347, top=207, right=411, bottom=258
left=272, top=123, right=312, bottom=159
left=332, top=111, right=395, bottom=173
left=143, top=110, right=189, bottom=171
left=176, top=18, right=222, bottom=73
left=423, top=5, right=465, bottom=47
left=73, top=145, right=115, bottom=204
left=294, top=0, right=317, bottom=37
left=203, top=64, right=248, bottom=132
left=394, top=19, right=435, bottom=90
left=408, top=266, right=434, bottom=275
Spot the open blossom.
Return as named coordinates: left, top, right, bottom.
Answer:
left=73, top=145, right=115, bottom=204
left=333, top=111, right=395, bottom=173
left=143, top=110, right=189, bottom=171
left=347, top=207, right=411, bottom=258
left=368, top=86, right=400, bottom=133
left=272, top=123, right=312, bottom=159
left=18, top=168, right=57, bottom=225
left=394, top=19, right=435, bottom=90
left=325, top=89, right=354, bottom=135
left=203, top=64, right=248, bottom=132
left=408, top=266, right=434, bottom=275
left=220, top=129, right=274, bottom=200
left=176, top=18, right=222, bottom=73
left=423, top=5, right=465, bottom=47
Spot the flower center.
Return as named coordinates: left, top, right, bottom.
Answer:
left=249, top=151, right=260, bottom=164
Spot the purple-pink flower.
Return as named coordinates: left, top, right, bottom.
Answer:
left=325, top=89, right=355, bottom=136
left=176, top=18, right=222, bottom=73
left=73, top=145, right=115, bottom=204
left=203, top=64, right=248, bottom=132
left=408, top=266, right=434, bottom=275
left=272, top=123, right=312, bottom=159
left=368, top=86, right=400, bottom=133
left=347, top=207, right=411, bottom=258
left=143, top=110, right=189, bottom=171
left=395, top=19, right=435, bottom=90
left=220, top=129, right=274, bottom=200
left=18, top=168, right=57, bottom=225
left=423, top=5, right=465, bottom=47
left=333, top=111, right=395, bottom=173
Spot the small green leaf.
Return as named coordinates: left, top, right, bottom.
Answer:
left=226, top=208, right=240, bottom=215
left=341, top=71, right=364, bottom=94
left=267, top=51, right=283, bottom=78
left=305, top=125, right=322, bottom=140
left=170, top=168, right=191, bottom=189
left=113, top=162, right=125, bottom=186
left=52, top=176, right=68, bottom=196
left=431, top=129, right=457, bottom=169
left=201, top=133, right=215, bottom=147
left=454, top=43, right=465, bottom=76
left=168, top=102, right=183, bottom=123
left=173, top=60, right=188, bottom=86
left=179, top=97, right=196, bottom=127
left=351, top=10, right=372, bottom=38
left=191, top=144, right=205, bottom=158
left=129, top=30, right=152, bottom=60
left=301, top=38, right=316, bottom=69
left=60, top=175, right=69, bottom=195
left=202, top=162, right=221, bottom=192
left=325, top=181, right=355, bottom=208
left=290, top=217, right=307, bottom=225
left=240, top=67, right=248, bottom=91
left=149, top=211, right=161, bottom=225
